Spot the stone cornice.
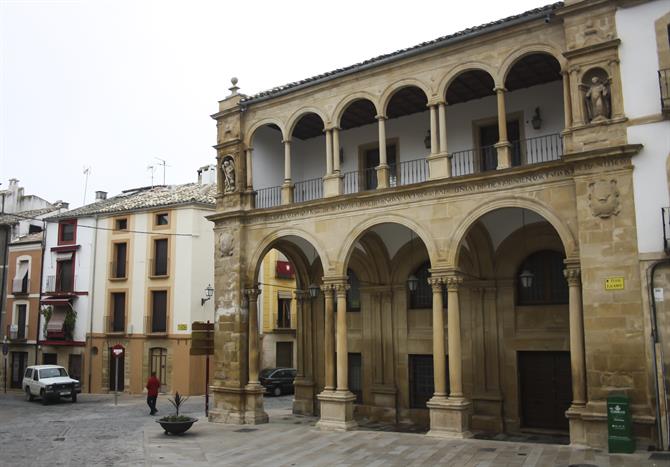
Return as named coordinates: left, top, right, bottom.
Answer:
left=562, top=38, right=621, bottom=60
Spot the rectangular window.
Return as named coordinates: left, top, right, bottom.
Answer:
left=112, top=243, right=127, bottom=279
left=13, top=260, right=29, bottom=294
left=42, top=353, right=58, bottom=365
left=409, top=354, right=449, bottom=409
left=15, top=304, right=27, bottom=340
left=155, top=213, right=169, bottom=226
left=348, top=353, right=363, bottom=403
left=56, top=258, right=74, bottom=292
left=111, top=292, right=125, bottom=332
left=275, top=260, right=294, bottom=279
left=151, top=290, right=168, bottom=333
left=277, top=296, right=291, bottom=328
left=153, top=239, right=168, bottom=276
left=58, top=220, right=76, bottom=245
left=114, top=218, right=128, bottom=231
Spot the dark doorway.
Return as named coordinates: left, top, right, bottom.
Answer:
left=108, top=350, right=124, bottom=391
left=150, top=347, right=167, bottom=392
left=276, top=341, right=293, bottom=368
left=348, top=353, right=362, bottom=403
left=68, top=354, right=82, bottom=382
left=518, top=351, right=571, bottom=430
left=42, top=353, right=57, bottom=365
left=409, top=354, right=449, bottom=409
left=363, top=144, right=397, bottom=190
left=479, top=120, right=521, bottom=171
left=10, top=352, right=28, bottom=388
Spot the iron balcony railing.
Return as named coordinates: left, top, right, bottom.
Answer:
left=255, top=186, right=282, bottom=209
left=450, top=147, right=481, bottom=177
left=294, top=177, right=323, bottom=203
left=343, top=170, right=359, bottom=195
left=660, top=69, right=670, bottom=114
left=521, top=133, right=563, bottom=165
left=109, top=261, right=127, bottom=280
left=105, top=314, right=125, bottom=334
left=7, top=324, right=28, bottom=341
left=390, top=159, right=429, bottom=187
left=45, top=275, right=77, bottom=293
left=12, top=277, right=29, bottom=295
left=145, top=313, right=168, bottom=335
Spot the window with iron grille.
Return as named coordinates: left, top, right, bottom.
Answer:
left=409, top=354, right=449, bottom=409
left=516, top=250, right=568, bottom=305
left=111, top=292, right=125, bottom=332
left=408, top=262, right=447, bottom=309
left=151, top=290, right=168, bottom=332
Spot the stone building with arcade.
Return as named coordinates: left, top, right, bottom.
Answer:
left=207, top=0, right=670, bottom=449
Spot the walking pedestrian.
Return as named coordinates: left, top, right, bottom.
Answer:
left=146, top=372, right=160, bottom=415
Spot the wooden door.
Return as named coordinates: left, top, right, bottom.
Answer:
left=276, top=341, right=293, bottom=368
left=518, top=351, right=571, bottom=430
left=10, top=352, right=28, bottom=388
left=68, top=354, right=82, bottom=382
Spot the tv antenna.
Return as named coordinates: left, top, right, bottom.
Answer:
left=147, top=165, right=156, bottom=187
left=82, top=166, right=91, bottom=205
left=154, top=157, right=170, bottom=185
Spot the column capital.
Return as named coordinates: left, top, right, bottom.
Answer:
left=428, top=277, right=444, bottom=292
left=445, top=275, right=464, bottom=290
left=294, top=290, right=310, bottom=301
left=563, top=267, right=581, bottom=285
left=436, top=99, right=447, bottom=106
left=568, top=65, right=581, bottom=75
left=334, top=283, right=350, bottom=294
left=320, top=283, right=335, bottom=293
left=243, top=287, right=261, bottom=300
left=245, top=146, right=254, bottom=152
left=426, top=102, right=439, bottom=109
left=282, top=138, right=292, bottom=145
left=375, top=114, right=387, bottom=121
left=493, top=86, right=507, bottom=93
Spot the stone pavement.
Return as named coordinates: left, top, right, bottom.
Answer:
left=2, top=391, right=670, bottom=466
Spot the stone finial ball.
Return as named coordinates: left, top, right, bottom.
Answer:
left=231, top=77, right=238, bottom=86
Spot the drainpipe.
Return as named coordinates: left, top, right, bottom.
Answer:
left=35, top=219, right=46, bottom=365
left=0, top=192, right=7, bottom=341
left=649, top=258, right=670, bottom=451
left=87, top=215, right=99, bottom=393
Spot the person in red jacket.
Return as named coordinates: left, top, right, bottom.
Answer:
left=146, top=372, right=160, bottom=415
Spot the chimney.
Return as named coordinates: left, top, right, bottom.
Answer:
left=95, top=191, right=107, bottom=201
left=8, top=178, right=18, bottom=188
left=55, top=200, right=69, bottom=210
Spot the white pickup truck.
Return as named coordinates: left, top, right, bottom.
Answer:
left=23, top=365, right=81, bottom=404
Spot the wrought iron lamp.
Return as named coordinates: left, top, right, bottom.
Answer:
left=424, top=130, right=431, bottom=149
left=308, top=283, right=320, bottom=299
left=201, top=284, right=214, bottom=305
left=407, top=231, right=419, bottom=292
left=518, top=209, right=535, bottom=288
left=531, top=107, right=542, bottom=130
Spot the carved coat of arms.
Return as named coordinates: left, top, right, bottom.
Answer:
left=219, top=231, right=234, bottom=257
left=588, top=179, right=620, bottom=218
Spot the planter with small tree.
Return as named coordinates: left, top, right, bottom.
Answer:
left=156, top=392, right=198, bottom=435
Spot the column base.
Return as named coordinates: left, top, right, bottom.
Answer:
left=293, top=378, right=315, bottom=415
left=566, top=403, right=588, bottom=447
left=427, top=152, right=451, bottom=180
left=281, top=182, right=294, bottom=204
left=316, top=390, right=358, bottom=431
left=376, top=164, right=390, bottom=189
left=426, top=396, right=473, bottom=439
left=244, top=383, right=269, bottom=425
left=494, top=142, right=512, bottom=169
left=208, top=385, right=247, bottom=424
left=323, top=174, right=343, bottom=198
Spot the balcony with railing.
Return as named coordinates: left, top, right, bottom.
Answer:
left=145, top=313, right=168, bottom=335
left=105, top=314, right=126, bottom=334
left=660, top=69, right=670, bottom=115
left=109, top=261, right=127, bottom=280
left=7, top=324, right=28, bottom=341
left=45, top=275, right=78, bottom=294
left=12, top=276, right=30, bottom=295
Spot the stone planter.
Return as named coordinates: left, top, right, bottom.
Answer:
left=156, top=417, right=198, bottom=435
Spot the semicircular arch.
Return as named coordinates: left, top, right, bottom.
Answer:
left=285, top=107, right=329, bottom=137
left=500, top=45, right=566, bottom=86
left=245, top=118, right=287, bottom=147
left=380, top=79, right=432, bottom=116
left=333, top=92, right=381, bottom=127
left=438, top=62, right=497, bottom=99
left=446, top=196, right=578, bottom=268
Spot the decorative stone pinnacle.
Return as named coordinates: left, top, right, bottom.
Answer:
left=229, top=77, right=240, bottom=96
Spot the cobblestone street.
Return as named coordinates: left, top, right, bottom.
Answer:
left=2, top=392, right=670, bottom=466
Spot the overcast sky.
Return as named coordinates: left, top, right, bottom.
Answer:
left=1, top=0, right=550, bottom=208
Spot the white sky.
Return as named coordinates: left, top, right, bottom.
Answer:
left=1, top=0, right=551, bottom=208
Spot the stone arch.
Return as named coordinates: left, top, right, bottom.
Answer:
left=244, top=118, right=287, bottom=147
left=499, top=45, right=567, bottom=85
left=286, top=107, right=329, bottom=137
left=246, top=228, right=331, bottom=285
left=336, top=215, right=438, bottom=277
left=333, top=92, right=381, bottom=127
left=380, top=79, right=433, bottom=116
left=438, top=62, right=497, bottom=99
left=447, top=196, right=578, bottom=268
left=390, top=236, right=431, bottom=285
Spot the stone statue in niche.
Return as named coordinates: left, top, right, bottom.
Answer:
left=582, top=76, right=612, bottom=123
left=588, top=179, right=620, bottom=218
left=222, top=156, right=236, bottom=193
left=219, top=231, right=234, bottom=257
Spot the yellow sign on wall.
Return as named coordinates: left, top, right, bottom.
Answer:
left=177, top=323, right=188, bottom=331
left=605, top=277, right=625, bottom=290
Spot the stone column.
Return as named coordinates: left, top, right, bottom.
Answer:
left=608, top=59, right=624, bottom=119
left=281, top=139, right=294, bottom=204
left=244, top=287, right=268, bottom=424
left=565, top=266, right=586, bottom=407
left=376, top=115, right=390, bottom=189
left=317, top=279, right=356, bottom=431
left=294, top=290, right=307, bottom=380
left=427, top=272, right=472, bottom=439
left=323, top=128, right=343, bottom=197
left=561, top=71, right=573, bottom=130
left=325, top=129, right=333, bottom=175
left=245, top=148, right=253, bottom=191
left=429, top=278, right=447, bottom=398
left=322, top=284, right=335, bottom=390
left=569, top=67, right=585, bottom=126
left=293, top=290, right=313, bottom=415
left=494, top=87, right=512, bottom=169
left=428, top=102, right=452, bottom=180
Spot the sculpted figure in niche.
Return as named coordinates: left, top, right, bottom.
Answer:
left=222, top=157, right=236, bottom=193
left=583, top=76, right=612, bottom=123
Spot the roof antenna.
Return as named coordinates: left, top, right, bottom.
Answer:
left=147, top=165, right=155, bottom=188
left=154, top=157, right=169, bottom=185
left=82, top=166, right=91, bottom=205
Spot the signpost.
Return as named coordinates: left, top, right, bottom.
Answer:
left=111, top=344, right=124, bottom=406
left=190, top=321, right=214, bottom=416
left=2, top=337, right=8, bottom=394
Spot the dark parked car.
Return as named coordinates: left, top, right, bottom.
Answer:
left=259, top=368, right=296, bottom=396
